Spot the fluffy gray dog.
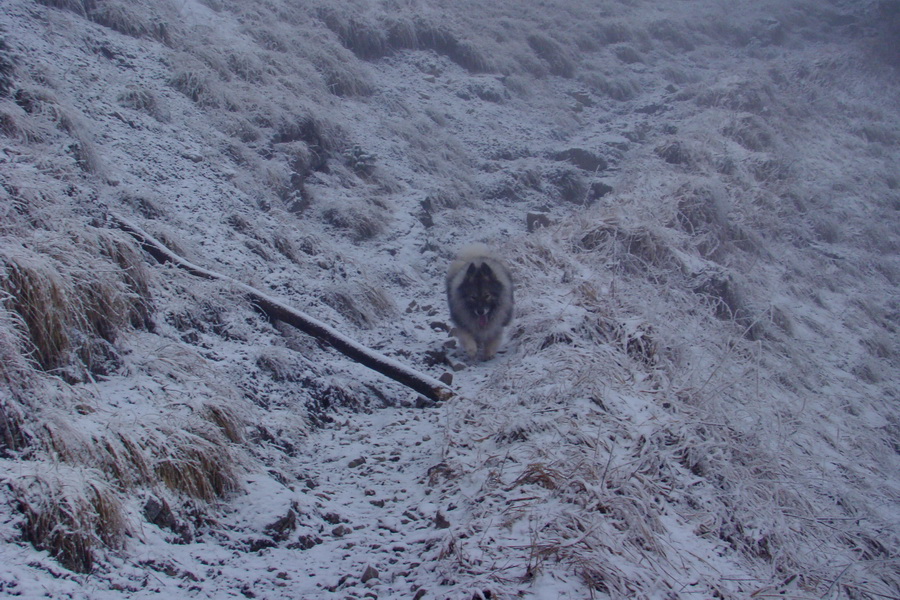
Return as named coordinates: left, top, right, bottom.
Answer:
left=445, top=244, right=514, bottom=361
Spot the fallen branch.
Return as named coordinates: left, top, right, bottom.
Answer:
left=110, top=213, right=453, bottom=403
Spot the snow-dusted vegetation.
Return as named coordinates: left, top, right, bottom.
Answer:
left=1, top=0, right=898, bottom=597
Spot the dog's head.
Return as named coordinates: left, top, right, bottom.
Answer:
left=460, top=262, right=504, bottom=326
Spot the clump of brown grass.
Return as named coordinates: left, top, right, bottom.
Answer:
left=579, top=218, right=681, bottom=278
left=0, top=304, right=33, bottom=454
left=89, top=1, right=172, bottom=44
left=152, top=429, right=239, bottom=501
left=168, top=59, right=223, bottom=107
left=9, top=465, right=127, bottom=573
left=321, top=279, right=396, bottom=329
left=0, top=230, right=153, bottom=379
left=320, top=198, right=388, bottom=242
left=117, top=85, right=169, bottom=122
left=1, top=254, right=70, bottom=372
left=527, top=33, right=575, bottom=78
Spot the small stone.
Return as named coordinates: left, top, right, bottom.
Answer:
left=332, top=525, right=352, bottom=537
left=264, top=507, right=297, bottom=542
left=589, top=182, right=613, bottom=201
left=429, top=321, right=450, bottom=332
left=526, top=212, right=552, bottom=232
left=415, top=396, right=435, bottom=409
left=361, top=565, right=379, bottom=583
left=434, top=511, right=450, bottom=529
left=289, top=535, right=322, bottom=550
left=553, top=148, right=607, bottom=172
left=439, top=372, right=453, bottom=386
left=348, top=457, right=367, bottom=468
left=413, top=589, right=427, bottom=600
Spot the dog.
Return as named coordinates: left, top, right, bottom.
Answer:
left=445, top=244, right=513, bottom=361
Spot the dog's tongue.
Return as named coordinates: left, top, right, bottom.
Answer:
left=478, top=315, right=488, bottom=327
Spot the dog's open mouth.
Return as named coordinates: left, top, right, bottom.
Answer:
left=478, top=315, right=489, bottom=327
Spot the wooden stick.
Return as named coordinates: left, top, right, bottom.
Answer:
left=110, top=213, right=453, bottom=403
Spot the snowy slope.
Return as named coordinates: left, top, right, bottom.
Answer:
left=1, top=0, right=898, bottom=598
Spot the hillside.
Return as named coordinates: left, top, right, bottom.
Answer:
left=1, top=0, right=898, bottom=598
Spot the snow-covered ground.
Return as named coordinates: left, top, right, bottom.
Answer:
left=1, top=0, right=898, bottom=598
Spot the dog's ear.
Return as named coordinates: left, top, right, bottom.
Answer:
left=466, top=263, right=479, bottom=277
left=478, top=263, right=494, bottom=278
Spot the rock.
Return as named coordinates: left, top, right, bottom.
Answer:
left=526, top=212, right=551, bottom=232
left=415, top=396, right=436, bottom=409
left=361, top=565, right=379, bottom=583
left=143, top=497, right=177, bottom=530
left=264, top=507, right=297, bottom=542
left=552, top=148, right=607, bottom=172
left=567, top=90, right=594, bottom=106
left=413, top=589, right=427, bottom=600
left=417, top=209, right=434, bottom=228
left=248, top=538, right=276, bottom=552
left=288, top=535, right=322, bottom=550
left=589, top=182, right=613, bottom=202
left=424, top=349, right=448, bottom=367
left=429, top=321, right=450, bottom=332
left=439, top=372, right=453, bottom=386
left=434, top=511, right=450, bottom=529
left=348, top=457, right=367, bottom=468
left=324, top=512, right=343, bottom=524
left=332, top=524, right=352, bottom=537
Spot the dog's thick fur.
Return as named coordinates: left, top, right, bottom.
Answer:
left=446, top=244, right=514, bottom=361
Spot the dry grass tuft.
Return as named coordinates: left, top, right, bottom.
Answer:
left=89, top=1, right=172, bottom=44
left=317, top=8, right=388, bottom=60
left=314, top=50, right=374, bottom=97
left=168, top=60, right=222, bottom=107
left=579, top=219, right=680, bottom=278
left=695, top=77, right=775, bottom=114
left=10, top=87, right=102, bottom=173
left=9, top=465, right=127, bottom=573
left=202, top=403, right=244, bottom=444
left=509, top=463, right=561, bottom=491
left=320, top=199, right=387, bottom=242
left=118, top=85, right=169, bottom=122
left=0, top=38, right=14, bottom=98
left=153, top=431, right=239, bottom=502
left=319, top=10, right=490, bottom=73
left=321, top=279, right=396, bottom=329
left=527, top=34, right=575, bottom=78
left=1, top=255, right=70, bottom=372
left=0, top=230, right=153, bottom=379
left=34, top=0, right=89, bottom=16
